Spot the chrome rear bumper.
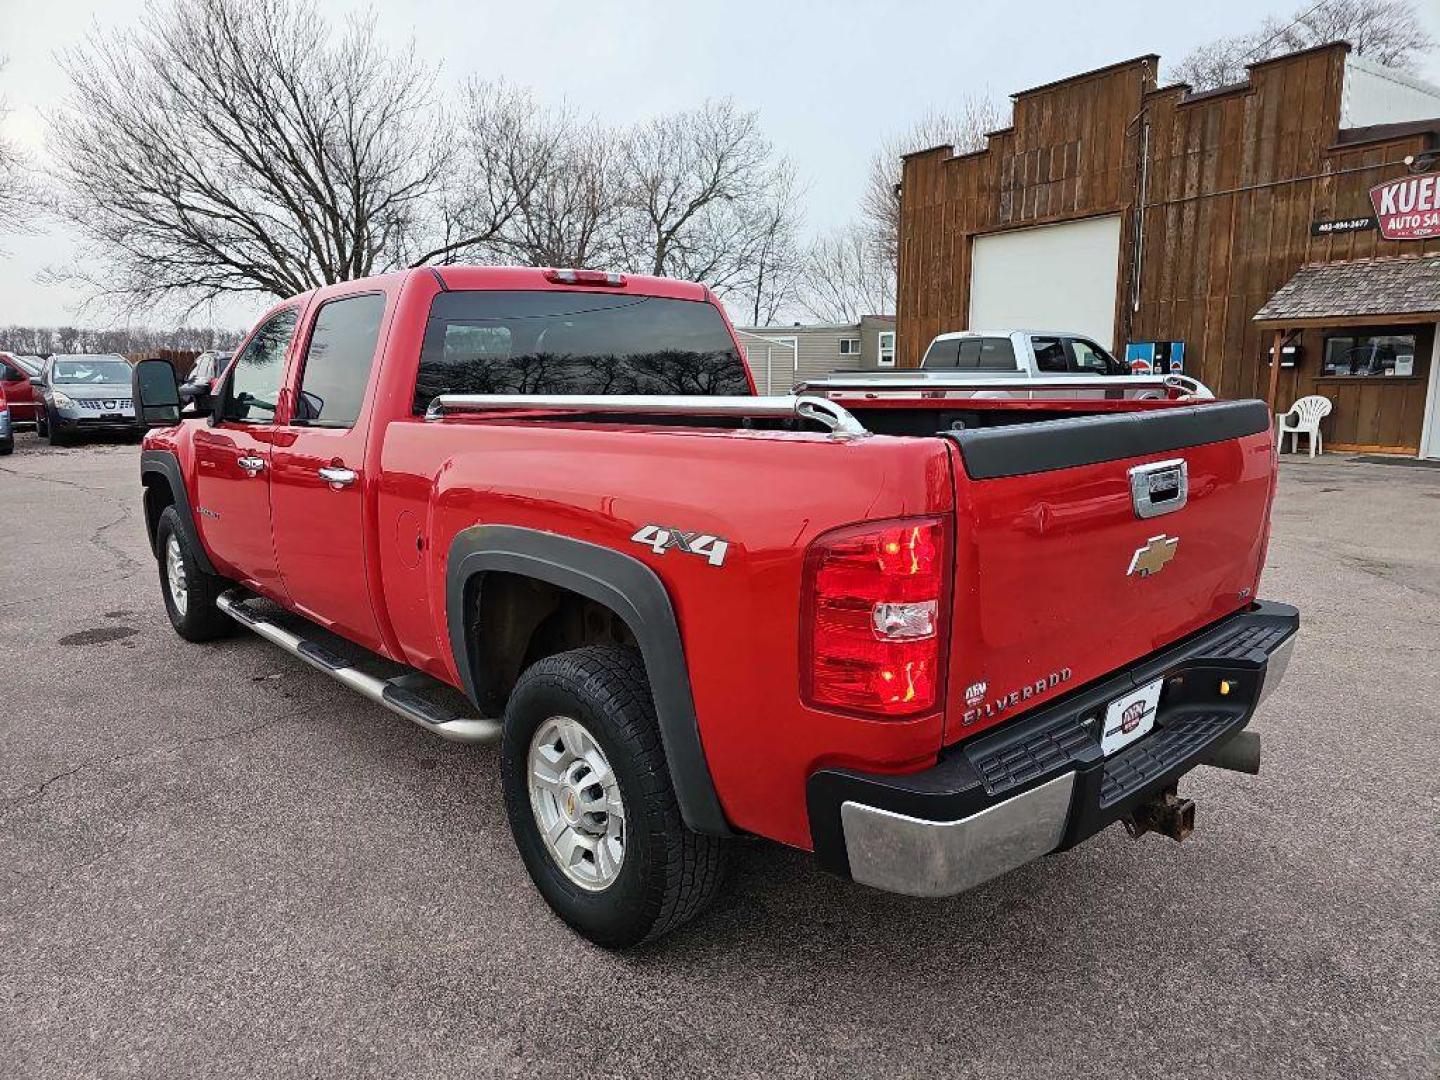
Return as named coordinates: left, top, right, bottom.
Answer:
left=841, top=772, right=1075, bottom=897
left=810, top=600, right=1299, bottom=898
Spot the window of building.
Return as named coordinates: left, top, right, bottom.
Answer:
left=877, top=331, right=896, bottom=368
left=294, top=293, right=387, bottom=428
left=222, top=308, right=299, bottom=424
left=1322, top=333, right=1417, bottom=378
left=839, top=338, right=861, bottom=356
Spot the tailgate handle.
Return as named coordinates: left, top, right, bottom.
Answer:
left=1129, top=459, right=1188, bottom=519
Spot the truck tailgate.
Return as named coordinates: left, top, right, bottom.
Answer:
left=941, top=400, right=1276, bottom=744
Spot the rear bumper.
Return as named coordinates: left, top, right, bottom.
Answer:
left=806, top=600, right=1299, bottom=897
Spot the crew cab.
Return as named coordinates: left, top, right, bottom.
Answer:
left=132, top=266, right=1297, bottom=948
left=922, top=329, right=1127, bottom=379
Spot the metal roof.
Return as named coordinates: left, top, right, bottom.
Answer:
left=1253, top=254, right=1440, bottom=326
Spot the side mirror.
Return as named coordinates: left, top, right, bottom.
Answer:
left=132, top=358, right=182, bottom=427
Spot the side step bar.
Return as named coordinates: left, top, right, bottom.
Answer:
left=216, top=590, right=502, bottom=744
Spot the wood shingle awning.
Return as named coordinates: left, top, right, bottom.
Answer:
left=1254, top=253, right=1440, bottom=329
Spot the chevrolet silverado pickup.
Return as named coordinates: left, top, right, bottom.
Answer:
left=132, top=266, right=1297, bottom=948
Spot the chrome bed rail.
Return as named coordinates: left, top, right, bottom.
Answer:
left=794, top=373, right=1215, bottom=400
left=423, top=393, right=869, bottom=438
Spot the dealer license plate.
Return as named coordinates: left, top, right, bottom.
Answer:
left=1101, top=677, right=1163, bottom=756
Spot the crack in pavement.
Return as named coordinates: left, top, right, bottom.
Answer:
left=1, top=703, right=324, bottom=817
left=0, top=463, right=109, bottom=495
left=88, top=503, right=141, bottom=578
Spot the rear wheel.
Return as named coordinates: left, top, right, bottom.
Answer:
left=156, top=505, right=233, bottom=642
left=501, top=646, right=726, bottom=948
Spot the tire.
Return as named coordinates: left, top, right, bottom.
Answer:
left=44, top=410, right=69, bottom=447
left=0, top=439, right=12, bottom=456
left=501, top=645, right=726, bottom=948
left=156, top=505, right=234, bottom=642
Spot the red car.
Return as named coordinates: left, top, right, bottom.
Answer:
left=132, top=267, right=1297, bottom=947
left=0, top=380, right=13, bottom=454
left=0, top=351, right=41, bottom=427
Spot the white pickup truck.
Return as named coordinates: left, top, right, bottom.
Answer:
left=800, top=330, right=1210, bottom=401
left=922, top=329, right=1129, bottom=377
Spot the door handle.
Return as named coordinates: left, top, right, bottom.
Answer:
left=237, top=455, right=266, bottom=475
left=317, top=465, right=357, bottom=489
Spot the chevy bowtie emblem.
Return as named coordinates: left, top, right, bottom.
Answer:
left=1128, top=534, right=1179, bottom=577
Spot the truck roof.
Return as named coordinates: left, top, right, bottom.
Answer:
left=928, top=329, right=1092, bottom=341
left=420, top=266, right=710, bottom=302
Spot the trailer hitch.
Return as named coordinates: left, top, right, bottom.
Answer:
left=1123, top=784, right=1195, bottom=842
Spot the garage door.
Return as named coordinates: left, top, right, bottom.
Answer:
left=969, top=216, right=1122, bottom=349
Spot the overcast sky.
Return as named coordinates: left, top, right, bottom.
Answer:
left=3, top=0, right=1439, bottom=330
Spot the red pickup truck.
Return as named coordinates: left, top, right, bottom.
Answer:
left=132, top=266, right=1297, bottom=948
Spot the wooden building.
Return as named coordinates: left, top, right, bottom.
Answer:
left=896, top=43, right=1440, bottom=457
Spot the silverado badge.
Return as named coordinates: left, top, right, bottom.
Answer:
left=1128, top=533, right=1179, bottom=578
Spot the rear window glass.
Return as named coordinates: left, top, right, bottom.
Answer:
left=924, top=339, right=960, bottom=368
left=412, top=291, right=748, bottom=414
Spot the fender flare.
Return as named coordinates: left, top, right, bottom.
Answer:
left=139, top=449, right=217, bottom=575
left=445, top=524, right=731, bottom=837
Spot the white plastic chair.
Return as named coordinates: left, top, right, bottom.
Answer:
left=1276, top=395, right=1332, bottom=457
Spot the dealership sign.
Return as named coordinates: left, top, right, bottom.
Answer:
left=1369, top=175, right=1440, bottom=240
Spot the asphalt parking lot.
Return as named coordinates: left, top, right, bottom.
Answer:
left=1, top=430, right=1436, bottom=1079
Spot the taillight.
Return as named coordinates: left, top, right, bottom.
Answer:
left=543, top=268, right=626, bottom=287
left=801, top=516, right=951, bottom=718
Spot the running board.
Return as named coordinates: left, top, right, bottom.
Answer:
left=216, top=590, right=502, bottom=744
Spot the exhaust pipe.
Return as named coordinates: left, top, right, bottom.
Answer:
left=1123, top=785, right=1195, bottom=843
left=1200, top=729, right=1261, bottom=775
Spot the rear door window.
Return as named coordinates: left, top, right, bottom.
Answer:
left=976, top=337, right=1018, bottom=370
left=1032, top=337, right=1068, bottom=373
left=413, top=292, right=749, bottom=413
left=294, top=293, right=387, bottom=428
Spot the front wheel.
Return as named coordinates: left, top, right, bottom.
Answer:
left=43, top=409, right=68, bottom=447
left=501, top=646, right=726, bottom=948
left=156, top=505, right=234, bottom=642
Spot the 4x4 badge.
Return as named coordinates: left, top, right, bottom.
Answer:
left=631, top=525, right=729, bottom=567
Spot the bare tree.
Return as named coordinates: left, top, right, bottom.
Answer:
left=48, top=0, right=449, bottom=314
left=796, top=224, right=895, bottom=325
left=0, top=324, right=244, bottom=355
left=861, top=98, right=1007, bottom=268
left=0, top=58, right=38, bottom=237
left=613, top=100, right=800, bottom=296
left=724, top=165, right=804, bottom=326
left=1170, top=0, right=1436, bottom=90
left=421, top=88, right=804, bottom=306
left=413, top=80, right=589, bottom=268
